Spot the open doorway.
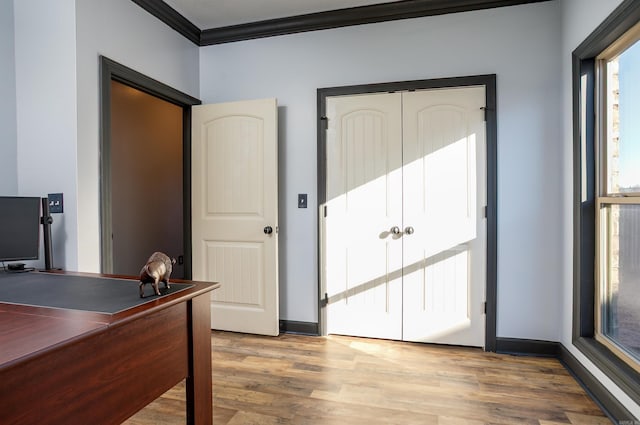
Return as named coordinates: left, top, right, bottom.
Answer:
left=99, top=57, right=200, bottom=278
left=110, top=81, right=184, bottom=277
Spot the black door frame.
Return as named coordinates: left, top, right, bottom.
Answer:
left=99, top=56, right=201, bottom=278
left=317, top=74, right=498, bottom=351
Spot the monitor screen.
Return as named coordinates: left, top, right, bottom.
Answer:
left=0, top=197, right=41, bottom=263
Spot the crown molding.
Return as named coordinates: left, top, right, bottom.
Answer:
left=131, top=0, right=200, bottom=45
left=133, top=0, right=552, bottom=46
left=200, top=0, right=551, bottom=45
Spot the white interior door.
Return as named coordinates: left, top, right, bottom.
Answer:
left=322, top=86, right=486, bottom=347
left=192, top=98, right=279, bottom=336
left=402, top=87, right=486, bottom=346
left=324, top=92, right=403, bottom=339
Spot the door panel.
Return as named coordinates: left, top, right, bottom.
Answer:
left=325, top=93, right=403, bottom=339
left=205, top=115, right=263, bottom=216
left=402, top=87, right=486, bottom=346
left=192, top=98, right=279, bottom=336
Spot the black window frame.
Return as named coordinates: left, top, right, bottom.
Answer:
left=573, top=0, right=640, bottom=407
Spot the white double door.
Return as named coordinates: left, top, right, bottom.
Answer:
left=323, top=86, right=486, bottom=347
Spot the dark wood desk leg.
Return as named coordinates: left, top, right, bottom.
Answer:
left=186, top=292, right=213, bottom=425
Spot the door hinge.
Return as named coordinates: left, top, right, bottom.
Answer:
left=323, top=205, right=327, bottom=217
left=483, top=206, right=488, bottom=218
left=480, top=106, right=487, bottom=122
left=322, top=292, right=329, bottom=307
left=483, top=301, right=487, bottom=314
left=321, top=116, right=328, bottom=130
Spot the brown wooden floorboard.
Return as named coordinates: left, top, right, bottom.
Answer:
left=123, top=331, right=612, bottom=424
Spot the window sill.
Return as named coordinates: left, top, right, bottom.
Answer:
left=574, top=336, right=640, bottom=406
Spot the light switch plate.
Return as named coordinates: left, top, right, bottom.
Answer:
left=298, top=193, right=307, bottom=208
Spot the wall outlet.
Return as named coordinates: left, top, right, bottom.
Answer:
left=48, top=193, right=64, bottom=214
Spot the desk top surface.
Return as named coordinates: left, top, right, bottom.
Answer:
left=0, top=271, right=219, bottom=368
left=0, top=271, right=194, bottom=313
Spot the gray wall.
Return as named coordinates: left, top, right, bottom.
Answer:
left=0, top=0, right=17, bottom=195
left=14, top=0, right=77, bottom=269
left=199, top=1, right=565, bottom=342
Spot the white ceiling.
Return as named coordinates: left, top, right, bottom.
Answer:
left=162, top=0, right=399, bottom=29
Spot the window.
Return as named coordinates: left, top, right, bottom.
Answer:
left=573, top=0, right=640, bottom=408
left=595, top=26, right=640, bottom=373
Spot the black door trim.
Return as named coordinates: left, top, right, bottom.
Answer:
left=317, top=74, right=497, bottom=351
left=99, top=56, right=201, bottom=278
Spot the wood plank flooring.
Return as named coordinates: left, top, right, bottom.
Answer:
left=124, top=331, right=612, bottom=424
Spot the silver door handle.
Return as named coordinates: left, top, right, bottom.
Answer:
left=390, top=226, right=401, bottom=235
left=404, top=226, right=414, bottom=235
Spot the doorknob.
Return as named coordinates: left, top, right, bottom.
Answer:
left=390, top=226, right=401, bottom=235
left=404, top=226, right=414, bottom=235
left=264, top=226, right=273, bottom=235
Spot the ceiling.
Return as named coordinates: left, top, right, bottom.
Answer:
left=162, top=0, right=400, bottom=29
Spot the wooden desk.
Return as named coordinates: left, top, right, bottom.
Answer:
left=0, top=271, right=219, bottom=425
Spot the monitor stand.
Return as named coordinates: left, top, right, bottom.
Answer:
left=41, top=197, right=54, bottom=271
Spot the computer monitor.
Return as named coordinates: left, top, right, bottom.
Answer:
left=0, top=196, right=41, bottom=263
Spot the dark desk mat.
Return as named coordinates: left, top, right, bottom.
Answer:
left=0, top=272, right=193, bottom=314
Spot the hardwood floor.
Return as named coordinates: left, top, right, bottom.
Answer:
left=124, top=331, right=612, bottom=424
